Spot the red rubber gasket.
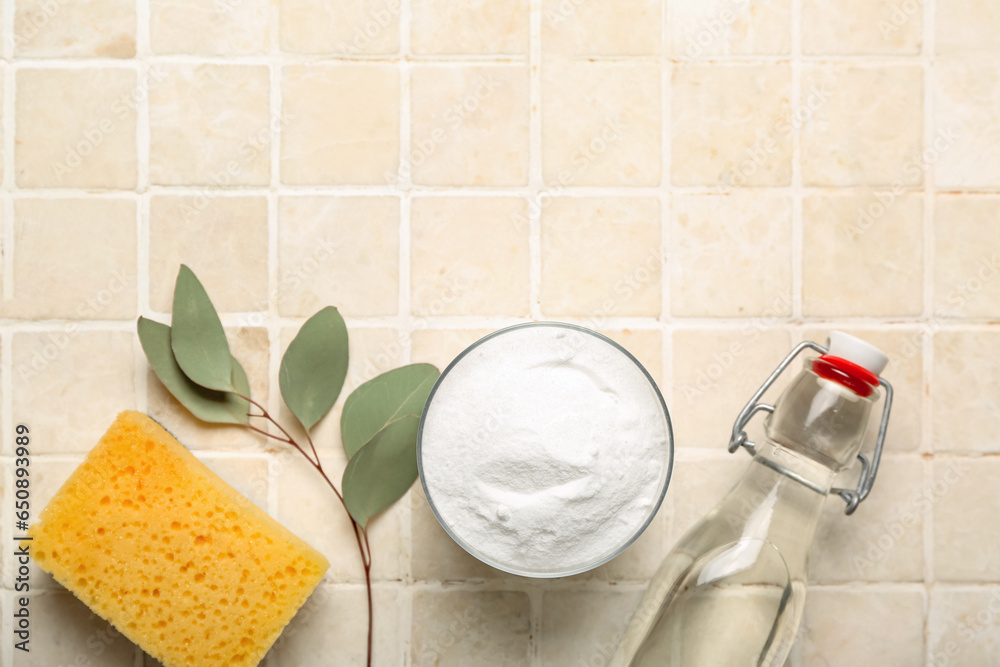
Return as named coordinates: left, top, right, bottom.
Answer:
left=812, top=355, right=878, bottom=398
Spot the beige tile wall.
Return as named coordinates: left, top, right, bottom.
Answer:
left=0, top=0, right=997, bottom=665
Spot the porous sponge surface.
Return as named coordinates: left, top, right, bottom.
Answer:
left=28, top=410, right=330, bottom=667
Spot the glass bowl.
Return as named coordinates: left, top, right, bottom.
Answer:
left=417, top=321, right=674, bottom=578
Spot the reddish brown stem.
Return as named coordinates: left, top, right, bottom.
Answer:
left=238, top=393, right=373, bottom=667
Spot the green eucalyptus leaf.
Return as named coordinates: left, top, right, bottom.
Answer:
left=279, top=306, right=349, bottom=431
left=138, top=317, right=249, bottom=425
left=170, top=265, right=234, bottom=392
left=342, top=414, right=421, bottom=528
left=340, top=363, right=439, bottom=459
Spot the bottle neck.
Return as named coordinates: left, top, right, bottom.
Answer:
left=765, top=361, right=878, bottom=470
left=716, top=441, right=834, bottom=576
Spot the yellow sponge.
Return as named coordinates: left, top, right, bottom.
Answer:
left=29, top=411, right=329, bottom=667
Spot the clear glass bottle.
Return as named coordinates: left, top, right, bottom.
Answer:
left=610, top=332, right=894, bottom=667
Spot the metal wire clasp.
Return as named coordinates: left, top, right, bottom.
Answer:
left=727, top=340, right=894, bottom=515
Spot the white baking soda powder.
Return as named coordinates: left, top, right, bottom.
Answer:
left=418, top=324, right=672, bottom=576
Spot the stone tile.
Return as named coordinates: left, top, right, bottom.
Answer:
left=540, top=197, right=661, bottom=318
left=412, top=0, right=528, bottom=54
left=149, top=65, right=271, bottom=186
left=934, top=59, right=1000, bottom=188
left=934, top=456, right=999, bottom=581
left=280, top=0, right=400, bottom=55
left=15, top=0, right=135, bottom=57
left=799, top=589, right=925, bottom=666
left=12, top=331, right=135, bottom=454
left=151, top=0, right=270, bottom=54
left=12, top=591, right=135, bottom=667
left=410, top=65, right=529, bottom=186
left=542, top=59, right=661, bottom=187
left=15, top=68, right=137, bottom=189
left=802, top=0, right=922, bottom=54
left=540, top=590, right=645, bottom=666
left=410, top=197, right=529, bottom=317
left=412, top=590, right=531, bottom=666
left=542, top=0, right=660, bottom=56
left=801, top=328, right=923, bottom=453
left=929, top=587, right=1000, bottom=667
left=149, top=196, right=269, bottom=313
left=670, top=328, right=793, bottom=450
left=597, top=329, right=663, bottom=391
left=194, top=453, right=269, bottom=513
left=802, top=191, right=923, bottom=317
left=281, top=65, right=399, bottom=185
left=5, top=198, right=137, bottom=320
left=671, top=192, right=793, bottom=318
left=409, top=329, right=494, bottom=371
left=933, top=331, right=1000, bottom=454
left=934, top=195, right=1000, bottom=319
left=146, top=327, right=270, bottom=452
left=936, top=0, right=1000, bottom=54
left=265, top=587, right=402, bottom=666
left=671, top=63, right=792, bottom=187
left=801, top=65, right=924, bottom=186
left=277, top=196, right=399, bottom=318
left=670, top=0, right=792, bottom=57
left=275, top=455, right=405, bottom=583
left=666, top=456, right=745, bottom=544
left=809, top=457, right=924, bottom=582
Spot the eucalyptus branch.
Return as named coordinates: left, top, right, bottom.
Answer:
left=138, top=266, right=437, bottom=667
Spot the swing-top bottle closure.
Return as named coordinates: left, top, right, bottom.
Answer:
left=728, top=331, right=894, bottom=515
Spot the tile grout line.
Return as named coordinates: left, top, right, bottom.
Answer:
left=790, top=0, right=803, bottom=324
left=264, top=0, right=285, bottom=578
left=657, top=2, right=677, bottom=414
left=134, top=2, right=151, bottom=661
left=2, top=183, right=997, bottom=197
left=660, top=0, right=674, bottom=560
left=527, top=3, right=543, bottom=663
left=789, top=3, right=803, bottom=661
left=398, top=0, right=414, bottom=658
left=527, top=0, right=542, bottom=324
left=2, top=60, right=14, bottom=303
left=922, top=0, right=937, bottom=653
left=133, top=0, right=151, bottom=431
left=7, top=53, right=993, bottom=67
left=5, top=313, right=993, bottom=333
left=266, top=0, right=282, bottom=455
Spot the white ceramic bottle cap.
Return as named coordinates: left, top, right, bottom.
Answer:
left=826, top=331, right=889, bottom=377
